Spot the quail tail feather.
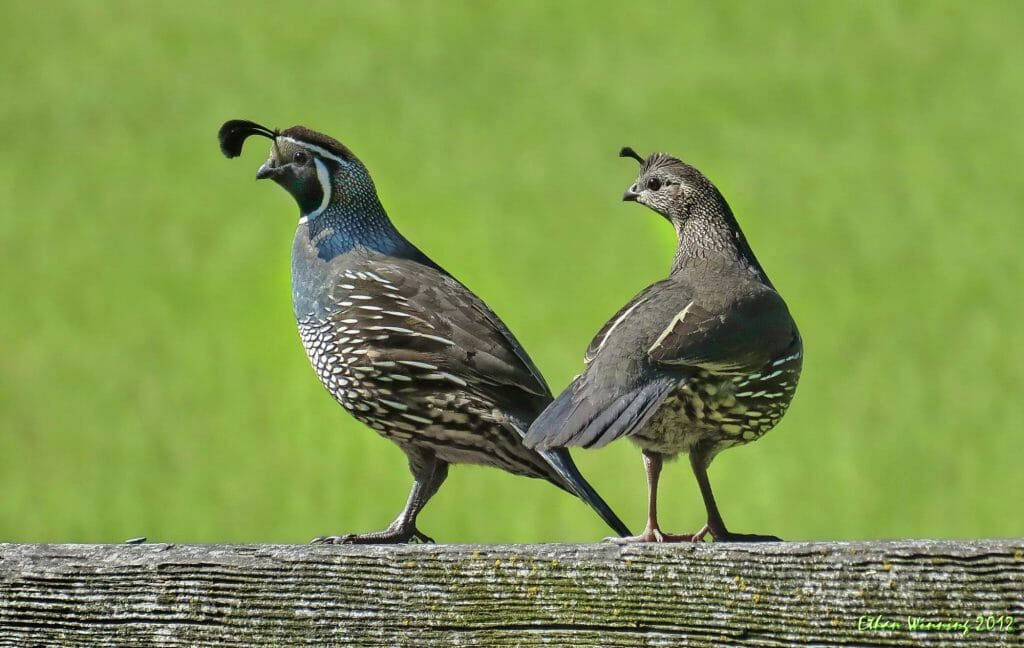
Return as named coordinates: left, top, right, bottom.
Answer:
left=539, top=448, right=632, bottom=537
left=525, top=376, right=677, bottom=451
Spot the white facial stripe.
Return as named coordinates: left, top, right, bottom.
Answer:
left=277, top=136, right=349, bottom=166
left=301, top=158, right=332, bottom=222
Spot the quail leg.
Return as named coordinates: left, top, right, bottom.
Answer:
left=608, top=450, right=702, bottom=543
left=689, top=446, right=781, bottom=542
left=313, top=451, right=448, bottom=545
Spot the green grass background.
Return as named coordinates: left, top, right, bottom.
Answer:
left=1, top=1, right=1021, bottom=544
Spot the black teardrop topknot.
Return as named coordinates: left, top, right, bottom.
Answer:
left=619, top=146, right=645, bottom=164
left=218, top=120, right=277, bottom=158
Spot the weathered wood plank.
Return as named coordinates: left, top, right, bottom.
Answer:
left=0, top=541, right=1021, bottom=647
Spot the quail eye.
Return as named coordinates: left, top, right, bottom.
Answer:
left=293, top=150, right=309, bottom=164
left=646, top=178, right=662, bottom=191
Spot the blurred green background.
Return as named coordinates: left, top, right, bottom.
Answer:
left=1, top=1, right=1021, bottom=544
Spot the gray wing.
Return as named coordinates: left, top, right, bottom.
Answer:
left=326, top=253, right=552, bottom=421
left=527, top=280, right=681, bottom=450
left=528, top=279, right=797, bottom=451
left=645, top=285, right=796, bottom=374
left=583, top=281, right=669, bottom=364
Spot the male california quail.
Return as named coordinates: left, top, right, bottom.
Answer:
left=217, top=120, right=630, bottom=543
left=525, top=148, right=802, bottom=543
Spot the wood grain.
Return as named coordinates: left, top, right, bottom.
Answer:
left=1, top=541, right=1022, bottom=646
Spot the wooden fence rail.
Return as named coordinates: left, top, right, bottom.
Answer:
left=1, top=540, right=1022, bottom=646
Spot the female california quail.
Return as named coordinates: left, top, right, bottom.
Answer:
left=525, top=147, right=802, bottom=543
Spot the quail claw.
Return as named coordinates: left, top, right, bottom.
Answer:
left=310, top=523, right=435, bottom=545
left=604, top=524, right=702, bottom=544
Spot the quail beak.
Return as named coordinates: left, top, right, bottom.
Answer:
left=622, top=185, right=640, bottom=202
left=255, top=159, right=276, bottom=180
